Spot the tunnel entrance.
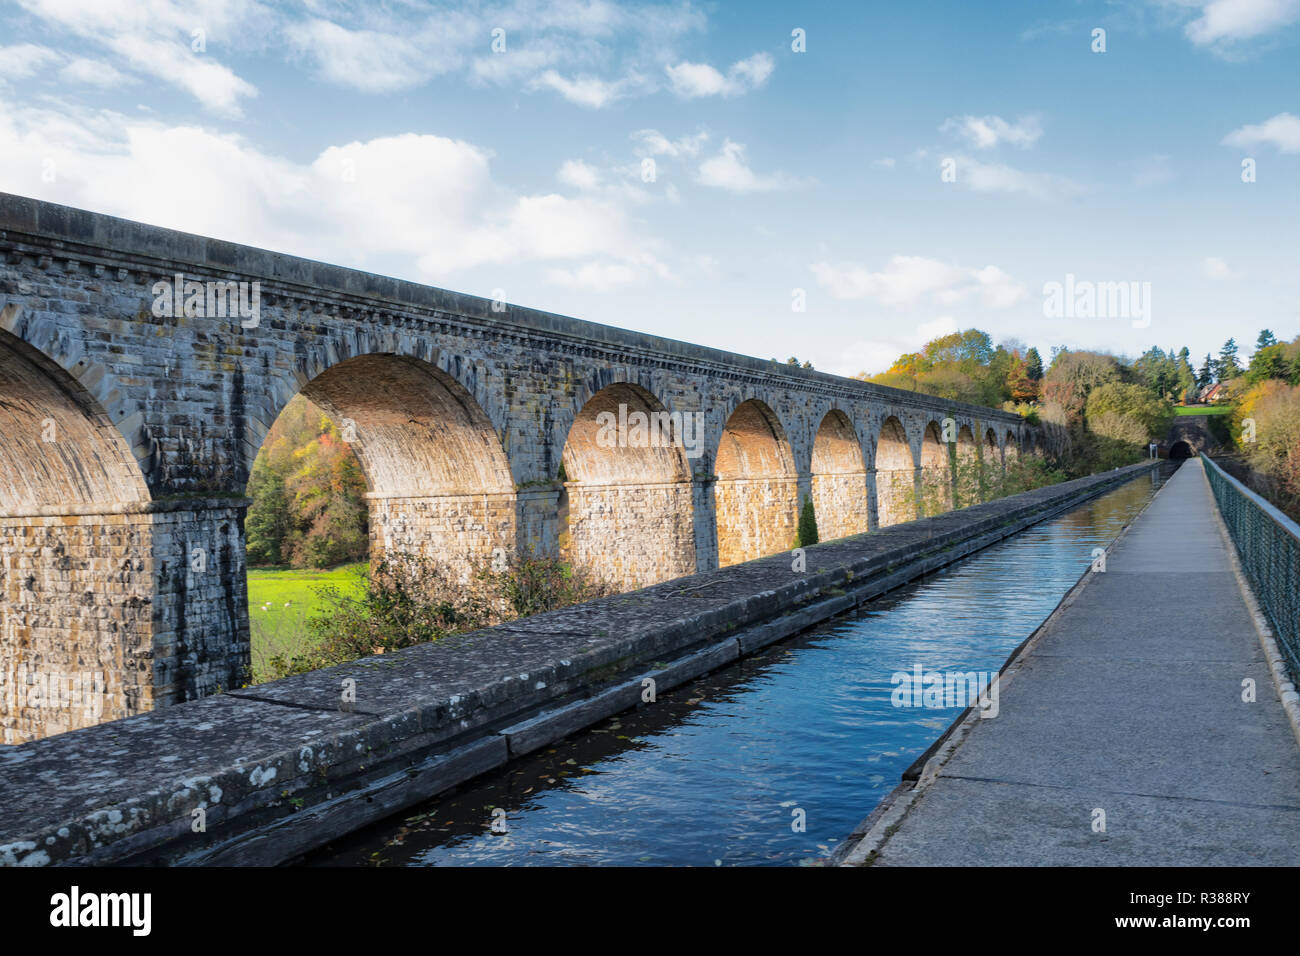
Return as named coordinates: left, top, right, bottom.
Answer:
left=1169, top=440, right=1194, bottom=460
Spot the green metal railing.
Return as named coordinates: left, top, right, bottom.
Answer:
left=1203, top=455, right=1300, bottom=683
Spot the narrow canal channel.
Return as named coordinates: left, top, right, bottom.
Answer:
left=309, top=466, right=1176, bottom=867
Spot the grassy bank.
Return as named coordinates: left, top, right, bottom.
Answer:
left=247, top=563, right=366, bottom=683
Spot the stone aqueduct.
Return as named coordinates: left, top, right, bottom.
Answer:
left=0, top=194, right=1035, bottom=743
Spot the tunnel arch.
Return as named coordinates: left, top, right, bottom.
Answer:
left=919, top=420, right=951, bottom=515
left=0, top=329, right=155, bottom=742
left=810, top=409, right=869, bottom=540
left=560, top=381, right=695, bottom=589
left=1169, top=440, right=1194, bottom=460
left=874, top=415, right=915, bottom=528
left=714, top=398, right=798, bottom=566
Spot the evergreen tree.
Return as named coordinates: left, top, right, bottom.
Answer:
left=245, top=465, right=290, bottom=565
left=1024, top=346, right=1044, bottom=381
left=1217, top=338, right=1242, bottom=380
left=1257, top=329, right=1277, bottom=350
left=795, top=496, right=819, bottom=548
left=1197, top=353, right=1214, bottom=389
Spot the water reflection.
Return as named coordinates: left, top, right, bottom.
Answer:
left=311, top=467, right=1173, bottom=867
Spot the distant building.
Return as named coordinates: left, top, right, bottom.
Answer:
left=1200, top=383, right=1229, bottom=404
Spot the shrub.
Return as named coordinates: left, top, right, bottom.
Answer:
left=263, top=552, right=612, bottom=679
left=795, top=495, right=819, bottom=547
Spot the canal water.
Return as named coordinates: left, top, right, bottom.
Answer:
left=311, top=466, right=1174, bottom=867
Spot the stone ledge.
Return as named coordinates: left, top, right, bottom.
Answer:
left=0, top=462, right=1155, bottom=866
left=0, top=498, right=251, bottom=519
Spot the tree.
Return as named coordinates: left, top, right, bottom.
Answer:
left=1085, top=382, right=1175, bottom=442
left=1197, top=353, right=1214, bottom=389
left=1175, top=347, right=1196, bottom=400
left=864, top=328, right=1011, bottom=407
left=246, top=466, right=290, bottom=565
left=1257, top=329, right=1278, bottom=350
left=1041, top=350, right=1123, bottom=423
left=245, top=395, right=370, bottom=569
left=1217, top=338, right=1242, bottom=380
left=1024, top=347, right=1044, bottom=381
left=795, top=496, right=819, bottom=548
left=1246, top=343, right=1290, bottom=385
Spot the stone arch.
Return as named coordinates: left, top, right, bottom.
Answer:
left=956, top=424, right=977, bottom=459
left=0, top=328, right=155, bottom=742
left=247, top=329, right=509, bottom=484
left=875, top=415, right=915, bottom=528
left=0, top=330, right=150, bottom=508
left=810, top=409, right=868, bottom=540
left=559, top=382, right=695, bottom=589
left=714, top=399, right=798, bottom=566
left=1169, top=440, right=1194, bottom=460
left=259, top=352, right=516, bottom=576
left=919, top=420, right=951, bottom=515
left=1004, top=429, right=1019, bottom=461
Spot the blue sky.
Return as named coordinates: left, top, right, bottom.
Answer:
left=1, top=0, right=1297, bottom=375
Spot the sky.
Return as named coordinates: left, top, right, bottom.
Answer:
left=0, top=0, right=1297, bottom=377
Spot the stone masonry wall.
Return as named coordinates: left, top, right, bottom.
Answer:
left=370, top=493, right=517, bottom=579
left=0, top=511, right=152, bottom=744
left=562, top=482, right=695, bottom=590
left=811, top=472, right=871, bottom=540
left=715, top=476, right=799, bottom=567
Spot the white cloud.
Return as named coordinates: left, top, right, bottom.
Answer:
left=809, top=256, right=1026, bottom=309
left=1222, top=112, right=1300, bottom=152
left=16, top=0, right=264, bottom=116
left=697, top=139, right=806, bottom=192
left=0, top=93, right=669, bottom=287
left=545, top=260, right=640, bottom=291
left=558, top=159, right=602, bottom=190
left=530, top=70, right=644, bottom=108
left=1203, top=256, right=1244, bottom=279
left=286, top=17, right=470, bottom=93
left=950, top=155, right=1081, bottom=199
left=665, top=52, right=774, bottom=98
left=833, top=340, right=910, bottom=377
left=16, top=0, right=708, bottom=110
left=58, top=57, right=131, bottom=87
left=830, top=316, right=962, bottom=377
left=632, top=128, right=709, bottom=158
left=0, top=43, right=60, bottom=80
left=1179, top=0, right=1300, bottom=45
left=941, top=114, right=1042, bottom=149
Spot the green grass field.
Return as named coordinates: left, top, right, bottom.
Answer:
left=247, top=563, right=366, bottom=683
left=1175, top=405, right=1232, bottom=416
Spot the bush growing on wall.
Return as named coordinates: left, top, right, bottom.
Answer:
left=795, top=496, right=819, bottom=547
